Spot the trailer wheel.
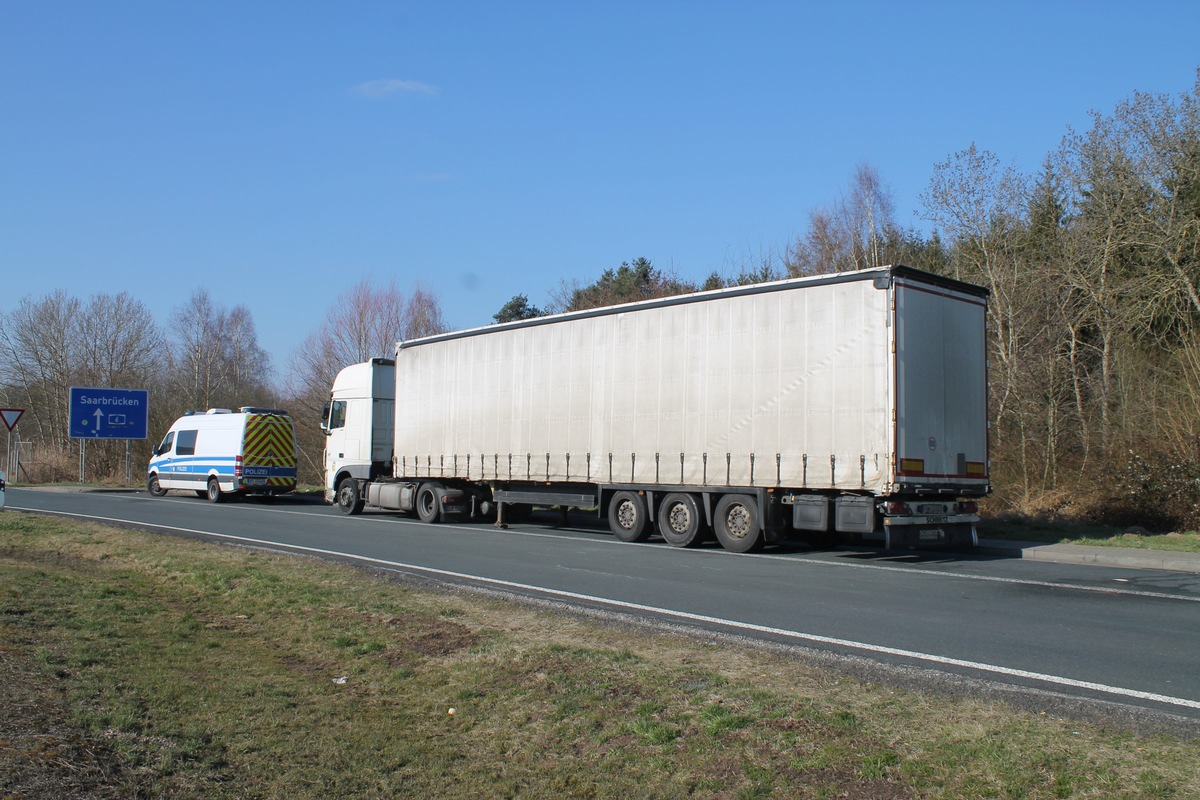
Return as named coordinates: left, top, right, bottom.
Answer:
left=206, top=477, right=224, bottom=504
left=416, top=483, right=442, bottom=524
left=658, top=493, right=707, bottom=547
left=714, top=494, right=762, bottom=552
left=607, top=491, right=650, bottom=542
left=147, top=473, right=168, bottom=497
left=336, top=477, right=364, bottom=515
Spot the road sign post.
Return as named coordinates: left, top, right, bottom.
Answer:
left=1, top=409, right=24, bottom=484
left=69, top=388, right=149, bottom=440
left=68, top=388, right=149, bottom=484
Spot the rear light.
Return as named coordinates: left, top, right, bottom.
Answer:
left=235, top=455, right=243, bottom=478
left=885, top=501, right=912, bottom=515
left=958, top=500, right=978, bottom=514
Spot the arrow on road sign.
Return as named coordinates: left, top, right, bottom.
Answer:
left=0, top=408, right=23, bottom=432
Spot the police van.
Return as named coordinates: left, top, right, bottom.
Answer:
left=148, top=408, right=298, bottom=501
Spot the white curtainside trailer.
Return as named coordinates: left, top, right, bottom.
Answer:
left=323, top=265, right=989, bottom=552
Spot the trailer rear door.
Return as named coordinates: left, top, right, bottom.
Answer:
left=893, top=277, right=989, bottom=492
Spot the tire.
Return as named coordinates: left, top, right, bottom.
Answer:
left=416, top=484, right=441, bottom=524
left=147, top=473, right=167, bottom=497
left=336, top=477, right=364, bottom=515
left=206, top=477, right=224, bottom=504
left=713, top=494, right=763, bottom=553
left=657, top=493, right=707, bottom=547
left=607, top=491, right=650, bottom=542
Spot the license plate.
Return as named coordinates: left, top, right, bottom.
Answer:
left=246, top=478, right=267, bottom=486
left=919, top=529, right=944, bottom=542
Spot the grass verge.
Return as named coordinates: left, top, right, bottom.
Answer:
left=979, top=516, right=1200, bottom=554
left=1, top=512, right=1198, bottom=798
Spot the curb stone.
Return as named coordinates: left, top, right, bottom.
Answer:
left=977, top=538, right=1200, bottom=574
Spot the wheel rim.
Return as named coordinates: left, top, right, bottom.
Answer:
left=419, top=491, right=436, bottom=517
left=665, top=502, right=691, bottom=534
left=615, top=499, right=638, bottom=530
left=723, top=504, right=752, bottom=540
left=338, top=486, right=354, bottom=509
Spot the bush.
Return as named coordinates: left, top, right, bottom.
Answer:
left=1109, top=447, right=1200, bottom=532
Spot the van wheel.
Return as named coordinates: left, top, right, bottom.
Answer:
left=658, top=493, right=706, bottom=547
left=416, top=484, right=441, bottom=523
left=607, top=491, right=649, bottom=542
left=714, top=494, right=762, bottom=552
left=147, top=474, right=167, bottom=497
left=206, top=477, right=224, bottom=503
left=337, top=477, right=364, bottom=515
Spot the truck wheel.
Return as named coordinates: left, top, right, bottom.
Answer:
left=336, top=477, right=364, bottom=515
left=658, top=493, right=706, bottom=547
left=714, top=494, right=762, bottom=553
left=206, top=477, right=224, bottom=503
left=147, top=474, right=168, bottom=497
left=416, top=484, right=441, bottom=523
left=607, top=491, right=649, bottom=542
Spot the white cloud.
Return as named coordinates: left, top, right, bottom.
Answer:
left=355, top=79, right=439, bottom=97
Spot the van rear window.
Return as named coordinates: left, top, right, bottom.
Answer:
left=177, top=429, right=198, bottom=456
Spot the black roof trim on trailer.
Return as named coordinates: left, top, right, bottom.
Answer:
left=399, top=265, right=989, bottom=350
left=888, top=265, right=989, bottom=298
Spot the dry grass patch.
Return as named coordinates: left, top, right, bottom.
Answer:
left=1, top=511, right=1197, bottom=799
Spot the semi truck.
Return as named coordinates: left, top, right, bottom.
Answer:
left=322, top=265, right=990, bottom=552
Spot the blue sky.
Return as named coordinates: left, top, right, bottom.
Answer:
left=3, top=1, right=1198, bottom=380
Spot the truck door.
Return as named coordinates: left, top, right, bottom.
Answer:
left=893, top=280, right=988, bottom=488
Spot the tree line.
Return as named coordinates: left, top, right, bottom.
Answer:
left=3, top=72, right=1197, bottom=530
left=0, top=284, right=445, bottom=487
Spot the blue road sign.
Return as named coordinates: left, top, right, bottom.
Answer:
left=69, top=387, right=149, bottom=440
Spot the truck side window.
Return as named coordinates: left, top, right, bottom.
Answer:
left=158, top=431, right=174, bottom=456
left=328, top=400, right=347, bottom=430
left=177, top=429, right=198, bottom=456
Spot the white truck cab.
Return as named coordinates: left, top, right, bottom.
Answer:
left=321, top=358, right=395, bottom=505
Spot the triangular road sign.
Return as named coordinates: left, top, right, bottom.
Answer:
left=0, top=408, right=24, bottom=432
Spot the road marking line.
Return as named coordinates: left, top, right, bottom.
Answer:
left=16, top=506, right=1200, bottom=713
left=18, top=498, right=1200, bottom=604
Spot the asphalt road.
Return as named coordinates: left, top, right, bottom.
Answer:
left=8, top=486, right=1200, bottom=731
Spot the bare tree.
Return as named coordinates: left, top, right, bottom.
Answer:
left=0, top=291, right=165, bottom=480
left=0, top=291, right=81, bottom=448
left=786, top=163, right=899, bottom=276
left=921, top=145, right=1029, bottom=436
left=77, top=293, right=164, bottom=387
left=283, top=279, right=448, bottom=484
left=403, top=287, right=447, bottom=339
left=169, top=289, right=271, bottom=412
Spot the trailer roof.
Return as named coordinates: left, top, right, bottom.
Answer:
left=399, top=264, right=988, bottom=350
